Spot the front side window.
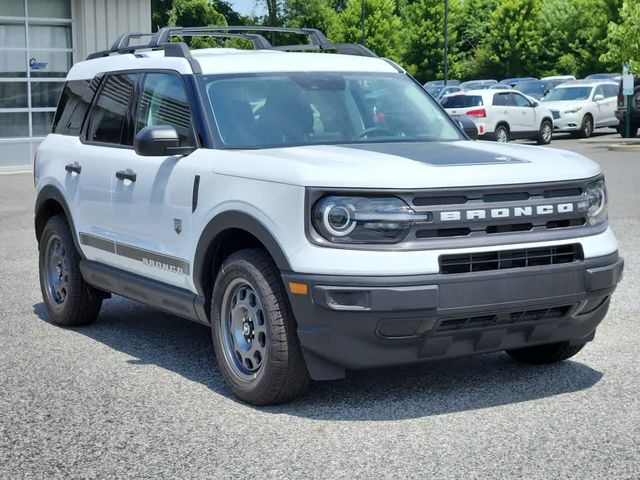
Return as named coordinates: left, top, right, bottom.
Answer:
left=511, top=93, right=532, bottom=107
left=87, top=74, right=136, bottom=144
left=136, top=73, right=195, bottom=147
left=202, top=72, right=462, bottom=149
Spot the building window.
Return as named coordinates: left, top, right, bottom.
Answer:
left=0, top=0, right=72, bottom=167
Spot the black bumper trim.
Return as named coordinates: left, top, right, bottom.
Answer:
left=282, top=252, right=623, bottom=381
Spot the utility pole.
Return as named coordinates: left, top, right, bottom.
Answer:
left=444, top=0, right=449, bottom=85
left=361, top=0, right=366, bottom=45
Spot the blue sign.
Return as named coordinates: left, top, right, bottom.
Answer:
left=29, top=57, right=48, bottom=70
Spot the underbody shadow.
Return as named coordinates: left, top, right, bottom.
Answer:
left=33, top=298, right=603, bottom=421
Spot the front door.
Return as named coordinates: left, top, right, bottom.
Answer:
left=110, top=71, right=200, bottom=289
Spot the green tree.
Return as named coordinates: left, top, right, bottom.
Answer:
left=152, top=0, right=173, bottom=31
left=452, top=0, right=498, bottom=79
left=400, top=0, right=462, bottom=81
left=168, top=0, right=227, bottom=48
left=333, top=0, right=402, bottom=61
left=283, top=0, right=340, bottom=39
left=474, top=0, right=543, bottom=79
left=601, top=0, right=640, bottom=72
left=536, top=0, right=615, bottom=78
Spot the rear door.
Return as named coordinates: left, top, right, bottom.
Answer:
left=510, top=92, right=537, bottom=132
left=596, top=84, right=619, bottom=126
left=109, top=71, right=200, bottom=288
left=73, top=73, right=138, bottom=266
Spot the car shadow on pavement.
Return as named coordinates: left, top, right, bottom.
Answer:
left=33, top=298, right=603, bottom=421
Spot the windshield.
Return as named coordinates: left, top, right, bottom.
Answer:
left=543, top=86, right=592, bottom=101
left=441, top=95, right=483, bottom=108
left=201, top=72, right=462, bottom=149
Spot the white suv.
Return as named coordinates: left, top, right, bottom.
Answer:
left=441, top=89, right=554, bottom=144
left=542, top=80, right=619, bottom=137
left=34, top=27, right=623, bottom=405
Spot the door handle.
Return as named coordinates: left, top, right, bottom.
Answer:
left=65, top=163, right=81, bottom=174
left=115, top=170, right=137, bottom=182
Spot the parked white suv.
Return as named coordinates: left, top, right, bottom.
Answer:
left=542, top=80, right=619, bottom=137
left=441, top=89, right=554, bottom=143
left=34, top=27, right=623, bottom=405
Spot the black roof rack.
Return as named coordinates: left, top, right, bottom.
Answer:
left=86, top=25, right=378, bottom=67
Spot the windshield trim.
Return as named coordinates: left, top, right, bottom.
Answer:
left=197, top=71, right=466, bottom=150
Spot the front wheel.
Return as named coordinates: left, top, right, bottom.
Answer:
left=536, top=120, right=553, bottom=144
left=211, top=249, right=310, bottom=405
left=506, top=341, right=585, bottom=364
left=578, top=114, right=594, bottom=138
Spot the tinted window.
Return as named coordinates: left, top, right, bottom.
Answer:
left=493, top=92, right=515, bottom=106
left=515, top=81, right=544, bottom=95
left=136, top=73, right=195, bottom=147
left=87, top=74, right=136, bottom=144
left=52, top=78, right=100, bottom=135
left=441, top=94, right=483, bottom=108
left=511, top=93, right=532, bottom=107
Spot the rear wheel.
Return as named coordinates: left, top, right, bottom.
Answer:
left=211, top=248, right=310, bottom=405
left=536, top=120, right=553, bottom=144
left=38, top=215, right=102, bottom=326
left=494, top=124, right=509, bottom=143
left=506, top=341, right=585, bottom=364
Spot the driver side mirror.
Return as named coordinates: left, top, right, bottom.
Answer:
left=593, top=94, right=604, bottom=102
left=134, top=125, right=195, bottom=157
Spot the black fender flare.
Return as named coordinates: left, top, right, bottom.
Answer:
left=193, top=210, right=292, bottom=297
left=34, top=185, right=83, bottom=256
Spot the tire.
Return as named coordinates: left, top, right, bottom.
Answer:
left=506, top=341, right=585, bottom=364
left=620, top=125, right=639, bottom=138
left=536, top=120, right=553, bottom=145
left=578, top=114, right=594, bottom=138
left=494, top=124, right=509, bottom=143
left=38, top=215, right=102, bottom=326
left=210, top=248, right=310, bottom=405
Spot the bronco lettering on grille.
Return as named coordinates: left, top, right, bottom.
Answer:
left=440, top=203, right=575, bottom=222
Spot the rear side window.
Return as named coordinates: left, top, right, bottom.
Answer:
left=86, top=74, right=136, bottom=145
left=603, top=84, right=618, bottom=98
left=492, top=92, right=515, bottom=106
left=441, top=95, right=483, bottom=108
left=52, top=78, right=100, bottom=136
left=136, top=73, right=195, bottom=147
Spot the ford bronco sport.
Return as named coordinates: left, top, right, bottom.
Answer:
left=34, top=27, right=623, bottom=405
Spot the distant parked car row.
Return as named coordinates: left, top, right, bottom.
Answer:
left=437, top=78, right=620, bottom=143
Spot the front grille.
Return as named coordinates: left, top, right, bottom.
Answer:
left=439, top=244, right=583, bottom=274
left=437, top=305, right=573, bottom=332
left=551, top=110, right=561, bottom=120
left=408, top=179, right=592, bottom=243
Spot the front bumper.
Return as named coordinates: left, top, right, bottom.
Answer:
left=283, top=253, right=623, bottom=380
left=552, top=112, right=583, bottom=131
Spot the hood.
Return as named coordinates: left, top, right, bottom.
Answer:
left=541, top=100, right=590, bottom=111
left=211, top=140, right=601, bottom=189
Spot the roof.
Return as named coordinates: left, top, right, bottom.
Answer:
left=555, top=79, right=619, bottom=87
left=66, top=48, right=398, bottom=81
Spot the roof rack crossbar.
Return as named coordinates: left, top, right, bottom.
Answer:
left=151, top=26, right=329, bottom=48
left=271, top=42, right=377, bottom=57
left=110, top=32, right=155, bottom=50
left=87, top=26, right=379, bottom=62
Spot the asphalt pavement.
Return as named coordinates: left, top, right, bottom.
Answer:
left=1, top=134, right=638, bottom=479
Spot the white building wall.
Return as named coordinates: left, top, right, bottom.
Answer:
left=73, top=0, right=151, bottom=62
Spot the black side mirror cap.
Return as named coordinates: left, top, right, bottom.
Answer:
left=134, top=125, right=195, bottom=156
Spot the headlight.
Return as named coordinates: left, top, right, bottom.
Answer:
left=564, top=106, right=583, bottom=114
left=578, top=179, right=608, bottom=226
left=312, top=196, right=429, bottom=244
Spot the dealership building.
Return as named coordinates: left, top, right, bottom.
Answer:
left=0, top=0, right=151, bottom=168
